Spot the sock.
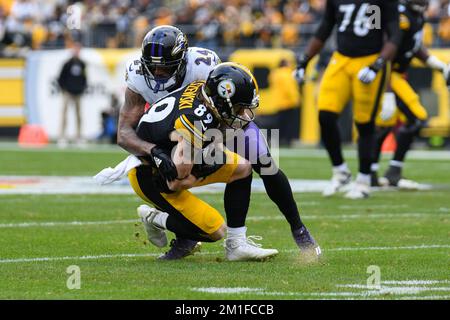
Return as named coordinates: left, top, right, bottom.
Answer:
left=393, top=119, right=424, bottom=163
left=152, top=211, right=168, bottom=229
left=373, top=126, right=392, bottom=164
left=334, top=163, right=349, bottom=173
left=319, top=111, right=344, bottom=166
left=371, top=163, right=379, bottom=172
left=356, top=122, right=375, bottom=174
left=390, top=160, right=403, bottom=168
left=254, top=161, right=304, bottom=231
left=393, top=130, right=414, bottom=162
left=227, top=226, right=247, bottom=239
left=356, top=172, right=371, bottom=185
left=224, top=174, right=252, bottom=228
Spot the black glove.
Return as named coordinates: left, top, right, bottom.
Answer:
left=150, top=146, right=178, bottom=182
left=293, top=54, right=309, bottom=85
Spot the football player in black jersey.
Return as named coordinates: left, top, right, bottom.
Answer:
left=371, top=0, right=450, bottom=188
left=119, top=26, right=321, bottom=260
left=294, top=0, right=401, bottom=199
left=129, top=63, right=279, bottom=261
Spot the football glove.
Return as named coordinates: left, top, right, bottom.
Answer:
left=380, top=92, right=396, bottom=121
left=358, top=57, right=385, bottom=84
left=444, top=64, right=450, bottom=89
left=293, top=55, right=309, bottom=85
left=150, top=146, right=178, bottom=182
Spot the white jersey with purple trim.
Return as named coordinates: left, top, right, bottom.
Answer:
left=125, top=47, right=221, bottom=105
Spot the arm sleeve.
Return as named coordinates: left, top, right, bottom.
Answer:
left=315, top=0, right=336, bottom=42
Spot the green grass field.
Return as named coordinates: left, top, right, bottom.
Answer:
left=0, top=144, right=449, bottom=300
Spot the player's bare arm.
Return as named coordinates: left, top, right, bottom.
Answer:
left=117, top=88, right=154, bottom=156
left=294, top=0, right=333, bottom=83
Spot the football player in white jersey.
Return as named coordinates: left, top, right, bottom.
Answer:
left=118, top=25, right=320, bottom=260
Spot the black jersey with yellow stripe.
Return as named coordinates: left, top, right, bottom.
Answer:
left=136, top=80, right=219, bottom=152
left=392, top=4, right=425, bottom=73
left=316, top=0, right=399, bottom=57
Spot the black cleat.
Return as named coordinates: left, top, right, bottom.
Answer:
left=292, top=226, right=321, bottom=257
left=370, top=171, right=380, bottom=187
left=384, top=165, right=402, bottom=187
left=158, top=238, right=201, bottom=260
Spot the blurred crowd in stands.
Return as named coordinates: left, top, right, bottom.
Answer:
left=1, top=0, right=450, bottom=56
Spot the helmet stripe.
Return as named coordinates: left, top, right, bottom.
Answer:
left=220, top=62, right=259, bottom=94
left=151, top=41, right=155, bottom=57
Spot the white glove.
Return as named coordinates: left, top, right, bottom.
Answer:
left=293, top=67, right=306, bottom=84
left=358, top=66, right=378, bottom=84
left=380, top=92, right=396, bottom=121
left=444, top=64, right=450, bottom=88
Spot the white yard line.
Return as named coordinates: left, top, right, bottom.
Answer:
left=327, top=244, right=450, bottom=252
left=381, top=280, right=450, bottom=285
left=399, top=295, right=450, bottom=300
left=0, top=212, right=446, bottom=228
left=0, top=244, right=448, bottom=264
left=2, top=143, right=449, bottom=160
left=191, top=279, right=450, bottom=299
left=337, top=284, right=450, bottom=295
left=191, top=287, right=450, bottom=299
left=0, top=219, right=138, bottom=228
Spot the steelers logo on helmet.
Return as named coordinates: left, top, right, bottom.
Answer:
left=217, top=80, right=236, bottom=99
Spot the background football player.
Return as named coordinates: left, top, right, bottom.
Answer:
left=371, top=0, right=450, bottom=188
left=294, top=0, right=401, bottom=199
left=118, top=25, right=320, bottom=260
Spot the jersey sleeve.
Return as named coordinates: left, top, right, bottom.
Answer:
left=174, top=112, right=215, bottom=149
left=186, top=47, right=221, bottom=81
left=125, top=59, right=141, bottom=94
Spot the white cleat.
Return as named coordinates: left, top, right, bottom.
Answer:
left=344, top=181, right=370, bottom=199
left=224, top=236, right=279, bottom=261
left=397, top=179, right=421, bottom=190
left=323, top=169, right=352, bottom=197
left=137, top=204, right=168, bottom=248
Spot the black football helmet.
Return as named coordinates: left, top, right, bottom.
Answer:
left=401, top=0, right=429, bottom=13
left=141, top=25, right=188, bottom=93
left=202, top=62, right=259, bottom=129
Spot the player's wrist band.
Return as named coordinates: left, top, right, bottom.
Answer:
left=371, top=57, right=386, bottom=72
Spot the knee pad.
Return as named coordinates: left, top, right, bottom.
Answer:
left=319, top=111, right=339, bottom=127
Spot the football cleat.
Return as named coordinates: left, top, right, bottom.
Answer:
left=397, top=178, right=421, bottom=190
left=344, top=181, right=370, bottom=199
left=292, top=226, right=322, bottom=258
left=137, top=204, right=168, bottom=248
left=323, top=169, right=352, bottom=197
left=370, top=171, right=380, bottom=187
left=224, top=235, right=279, bottom=261
left=158, top=238, right=201, bottom=260
left=383, top=165, right=402, bottom=187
